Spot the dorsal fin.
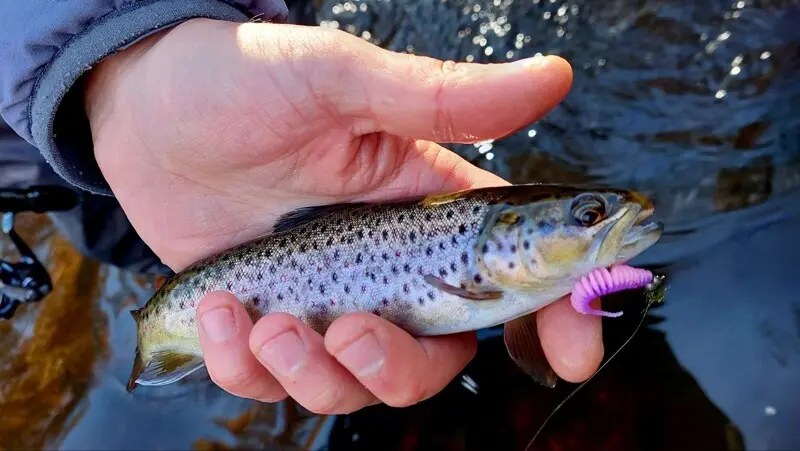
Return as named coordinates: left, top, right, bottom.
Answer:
left=273, top=202, right=370, bottom=233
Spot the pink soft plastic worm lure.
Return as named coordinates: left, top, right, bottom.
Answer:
left=571, top=264, right=653, bottom=317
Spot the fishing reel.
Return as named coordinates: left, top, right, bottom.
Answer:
left=0, top=185, right=81, bottom=320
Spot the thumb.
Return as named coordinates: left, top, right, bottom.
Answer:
left=340, top=47, right=573, bottom=143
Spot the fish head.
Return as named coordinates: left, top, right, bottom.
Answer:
left=475, top=186, right=662, bottom=291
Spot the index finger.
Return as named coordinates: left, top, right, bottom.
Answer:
left=324, top=312, right=478, bottom=407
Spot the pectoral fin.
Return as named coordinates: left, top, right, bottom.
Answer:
left=423, top=275, right=502, bottom=300
left=126, top=348, right=205, bottom=392
left=503, top=314, right=557, bottom=387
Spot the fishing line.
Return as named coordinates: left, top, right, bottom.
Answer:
left=523, top=276, right=666, bottom=451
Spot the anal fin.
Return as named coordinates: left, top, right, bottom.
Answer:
left=423, top=275, right=502, bottom=301
left=503, top=314, right=557, bottom=387
left=127, top=348, right=205, bottom=392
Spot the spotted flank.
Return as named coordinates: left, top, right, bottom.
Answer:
left=127, top=184, right=663, bottom=391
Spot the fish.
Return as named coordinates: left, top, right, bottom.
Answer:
left=126, top=183, right=663, bottom=392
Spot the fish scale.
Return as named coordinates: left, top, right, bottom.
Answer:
left=146, top=197, right=494, bottom=339
left=127, top=184, right=663, bottom=391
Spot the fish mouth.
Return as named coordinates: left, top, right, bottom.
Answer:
left=617, top=213, right=663, bottom=262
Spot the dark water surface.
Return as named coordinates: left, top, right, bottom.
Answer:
left=2, top=0, right=799, bottom=449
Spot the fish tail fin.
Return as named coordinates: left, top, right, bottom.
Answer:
left=126, top=308, right=205, bottom=393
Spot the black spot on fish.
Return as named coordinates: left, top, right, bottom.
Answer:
left=497, top=242, right=503, bottom=251
left=269, top=265, right=276, bottom=273
left=344, top=284, right=351, bottom=294
left=382, top=253, right=389, bottom=261
left=288, top=287, right=294, bottom=294
left=326, top=237, right=334, bottom=246
left=460, top=283, right=467, bottom=289
left=319, top=284, right=325, bottom=294
left=404, top=264, right=411, bottom=273
left=383, top=276, right=389, bottom=285
left=472, top=206, right=481, bottom=214
left=277, top=256, right=285, bottom=265
left=357, top=230, right=364, bottom=239
left=299, top=244, right=308, bottom=252
left=382, top=298, right=389, bottom=306
left=459, top=224, right=467, bottom=234
left=439, top=242, right=446, bottom=251
left=439, top=268, right=448, bottom=277
left=200, top=284, right=207, bottom=291
left=418, top=297, right=425, bottom=305
left=253, top=296, right=260, bottom=306
left=235, top=272, right=242, bottom=280
left=391, top=265, right=399, bottom=275
left=361, top=285, right=367, bottom=293
left=426, top=247, right=433, bottom=257
left=446, top=210, right=454, bottom=219
left=356, top=253, right=363, bottom=264
left=347, top=237, right=354, bottom=244
left=332, top=273, right=338, bottom=283
left=370, top=273, right=377, bottom=282
left=382, top=230, right=389, bottom=241
left=482, top=244, right=489, bottom=254
left=451, top=236, right=458, bottom=246
left=427, top=291, right=435, bottom=300
left=372, top=309, right=382, bottom=317
left=264, top=249, right=272, bottom=258
left=277, top=294, right=284, bottom=301
left=179, top=301, right=185, bottom=309
left=290, top=260, right=297, bottom=269
left=508, top=262, right=515, bottom=269
left=409, top=231, right=417, bottom=242
left=280, top=239, right=288, bottom=247
left=474, top=274, right=483, bottom=284
left=398, top=214, right=405, bottom=223
left=226, top=282, right=233, bottom=290
left=403, top=284, right=410, bottom=293
left=228, top=261, right=235, bottom=269
left=461, top=252, right=469, bottom=265
left=307, top=277, right=313, bottom=286
left=523, top=240, right=530, bottom=250
left=527, top=228, right=534, bottom=235
left=450, top=262, right=457, bottom=272
left=510, top=244, right=517, bottom=253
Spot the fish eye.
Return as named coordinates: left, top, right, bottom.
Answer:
left=569, top=193, right=608, bottom=227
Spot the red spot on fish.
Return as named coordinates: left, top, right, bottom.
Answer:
left=317, top=266, right=322, bottom=273
left=344, top=262, right=349, bottom=267
left=280, top=275, right=287, bottom=282
left=330, top=298, right=336, bottom=306
left=396, top=251, right=401, bottom=257
left=189, top=300, right=196, bottom=308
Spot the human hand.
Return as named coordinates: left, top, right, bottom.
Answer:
left=85, top=18, right=602, bottom=413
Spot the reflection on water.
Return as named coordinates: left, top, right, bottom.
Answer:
left=0, top=214, right=108, bottom=450
left=2, top=0, right=799, bottom=449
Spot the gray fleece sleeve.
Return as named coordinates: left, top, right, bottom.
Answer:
left=0, top=0, right=289, bottom=195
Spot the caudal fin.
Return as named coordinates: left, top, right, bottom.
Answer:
left=126, top=309, right=205, bottom=392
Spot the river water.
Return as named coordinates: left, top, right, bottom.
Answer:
left=1, top=0, right=799, bottom=449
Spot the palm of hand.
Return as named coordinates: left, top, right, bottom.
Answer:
left=85, top=18, right=601, bottom=413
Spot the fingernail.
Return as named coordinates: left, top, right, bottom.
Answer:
left=336, top=333, right=385, bottom=376
left=199, top=307, right=236, bottom=343
left=259, top=331, right=307, bottom=378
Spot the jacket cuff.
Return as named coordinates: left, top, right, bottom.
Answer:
left=29, top=0, right=267, bottom=195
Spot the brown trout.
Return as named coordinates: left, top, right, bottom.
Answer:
left=127, top=184, right=663, bottom=391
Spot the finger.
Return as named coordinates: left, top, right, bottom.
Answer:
left=324, top=313, right=477, bottom=407
left=196, top=291, right=287, bottom=402
left=536, top=295, right=604, bottom=382
left=249, top=313, right=378, bottom=414
left=338, top=37, right=573, bottom=143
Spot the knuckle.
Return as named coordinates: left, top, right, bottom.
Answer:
left=301, top=383, right=347, bottom=415
left=385, top=378, right=429, bottom=408
left=210, top=367, right=265, bottom=396
left=430, top=59, right=460, bottom=141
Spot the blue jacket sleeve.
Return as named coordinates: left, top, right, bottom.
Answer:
left=0, top=0, right=289, bottom=195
